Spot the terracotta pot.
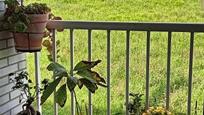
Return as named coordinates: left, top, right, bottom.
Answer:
left=27, top=14, right=49, bottom=33
left=14, top=14, right=48, bottom=52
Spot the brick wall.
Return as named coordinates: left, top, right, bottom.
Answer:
left=0, top=0, right=27, bottom=115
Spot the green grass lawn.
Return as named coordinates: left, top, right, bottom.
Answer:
left=25, top=0, right=204, bottom=114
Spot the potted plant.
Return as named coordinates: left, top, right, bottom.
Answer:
left=3, top=0, right=51, bottom=52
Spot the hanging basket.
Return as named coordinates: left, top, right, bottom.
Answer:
left=14, top=14, right=48, bottom=52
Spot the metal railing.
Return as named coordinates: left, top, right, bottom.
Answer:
left=34, top=20, right=204, bottom=115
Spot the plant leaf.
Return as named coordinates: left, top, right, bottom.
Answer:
left=47, top=63, right=68, bottom=78
left=90, top=71, right=106, bottom=84
left=55, top=84, right=67, bottom=107
left=76, top=70, right=97, bottom=83
left=77, top=69, right=106, bottom=85
left=67, top=77, right=77, bottom=92
left=97, top=82, right=107, bottom=88
left=41, top=76, right=63, bottom=105
left=77, top=80, right=83, bottom=89
left=15, top=21, right=27, bottom=32
left=79, top=78, right=98, bottom=93
left=73, top=60, right=101, bottom=71
left=42, top=39, right=51, bottom=47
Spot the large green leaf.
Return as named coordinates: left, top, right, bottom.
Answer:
left=79, top=78, right=98, bottom=93
left=76, top=70, right=97, bottom=83
left=67, top=77, right=77, bottom=92
left=77, top=69, right=106, bottom=85
left=41, top=76, right=63, bottom=105
left=47, top=63, right=68, bottom=78
left=55, top=84, right=67, bottom=107
left=73, top=60, right=101, bottom=71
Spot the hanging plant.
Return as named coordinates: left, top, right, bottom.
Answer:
left=3, top=0, right=62, bottom=52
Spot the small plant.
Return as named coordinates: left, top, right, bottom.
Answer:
left=127, top=92, right=172, bottom=115
left=41, top=60, right=107, bottom=115
left=127, top=93, right=144, bottom=115
left=9, top=71, right=48, bottom=115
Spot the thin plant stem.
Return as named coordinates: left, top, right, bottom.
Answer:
left=73, top=90, right=82, bottom=115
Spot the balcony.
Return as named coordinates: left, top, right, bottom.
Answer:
left=30, top=20, right=204, bottom=115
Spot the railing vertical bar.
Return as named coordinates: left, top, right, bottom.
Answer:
left=52, top=29, right=58, bottom=115
left=145, top=31, right=151, bottom=110
left=88, top=30, right=93, bottom=115
left=166, top=32, right=172, bottom=110
left=34, top=52, right=41, bottom=114
left=187, top=32, right=194, bottom=115
left=125, top=30, right=130, bottom=115
left=70, top=29, right=75, bottom=115
left=107, top=30, right=111, bottom=115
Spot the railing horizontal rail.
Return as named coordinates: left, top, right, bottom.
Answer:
left=47, top=20, right=204, bottom=32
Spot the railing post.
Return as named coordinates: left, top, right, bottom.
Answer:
left=70, top=29, right=75, bottom=115
left=187, top=32, right=194, bottom=115
left=145, top=31, right=151, bottom=110
left=34, top=52, right=42, bottom=114
left=88, top=29, right=93, bottom=115
left=52, top=29, right=58, bottom=115
left=166, top=32, right=172, bottom=110
left=125, top=30, right=130, bottom=115
left=107, top=30, right=111, bottom=115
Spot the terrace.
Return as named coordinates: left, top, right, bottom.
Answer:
left=0, top=0, right=204, bottom=115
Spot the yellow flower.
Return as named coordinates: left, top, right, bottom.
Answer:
left=145, top=106, right=172, bottom=115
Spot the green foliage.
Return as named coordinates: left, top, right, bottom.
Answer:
left=9, top=71, right=43, bottom=115
left=67, top=77, right=77, bottom=91
left=4, top=0, right=19, bottom=8
left=47, top=62, right=68, bottom=78
left=25, top=3, right=51, bottom=14
left=79, top=78, right=98, bottom=93
left=74, top=60, right=101, bottom=71
left=3, top=0, right=51, bottom=32
left=9, top=71, right=34, bottom=105
left=10, top=71, right=50, bottom=102
left=41, top=76, right=63, bottom=105
left=127, top=93, right=144, bottom=115
left=55, top=84, right=67, bottom=107
left=41, top=60, right=106, bottom=111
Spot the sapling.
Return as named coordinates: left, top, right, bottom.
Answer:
left=40, top=60, right=107, bottom=115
